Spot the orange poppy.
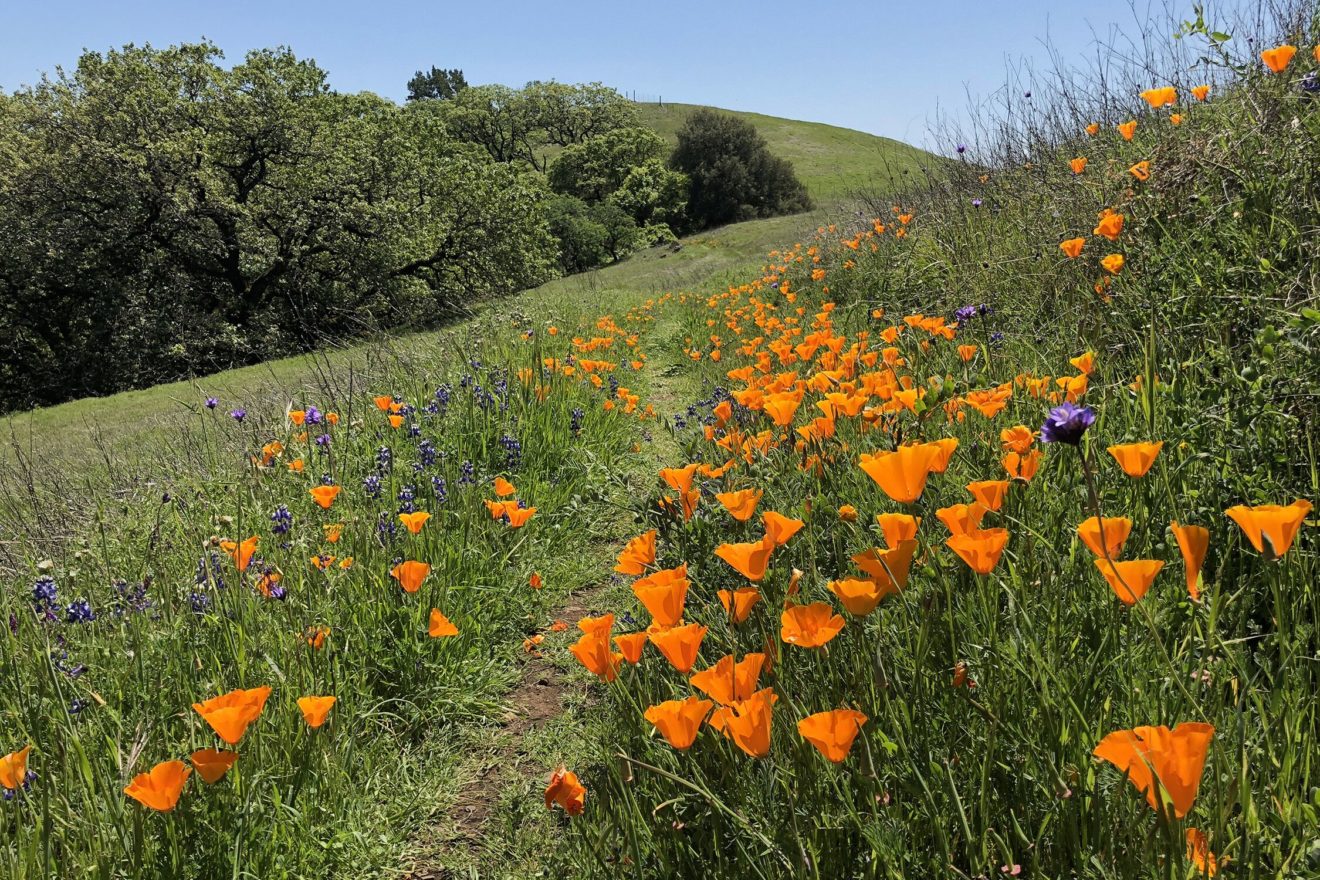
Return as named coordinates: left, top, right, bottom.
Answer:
left=192, top=686, right=272, bottom=745
left=837, top=504, right=859, bottom=522
left=189, top=749, right=238, bottom=784
left=1095, top=558, right=1163, bottom=604
left=309, top=485, right=341, bottom=509
left=484, top=499, right=517, bottom=520
left=391, top=560, right=431, bottom=593
left=222, top=536, right=259, bottom=572
left=763, top=391, right=802, bottom=427
left=1085, top=122, right=1100, bottom=135
left=1139, top=86, right=1177, bottom=108
left=1191, top=84, right=1210, bottom=101
left=1170, top=522, right=1210, bottom=602
left=716, top=488, right=763, bottom=521
left=614, top=530, right=657, bottom=575
left=569, top=631, right=624, bottom=681
left=957, top=344, right=979, bottom=363
left=388, top=414, right=404, bottom=429
left=859, top=445, right=939, bottom=504
left=1170, top=113, right=1183, bottom=125
left=399, top=511, right=431, bottom=534
left=529, top=571, right=543, bottom=589
left=875, top=513, right=920, bottom=548
left=1129, top=160, right=1151, bottom=181
left=644, top=697, right=713, bottom=750
left=780, top=602, right=845, bottom=648
left=946, top=528, right=1010, bottom=575
left=1077, top=516, right=1133, bottom=558
left=1070, top=351, right=1095, bottom=374
left=797, top=708, right=867, bottom=763
left=1069, top=157, right=1088, bottom=174
left=690, top=653, right=766, bottom=705
left=0, top=745, right=31, bottom=790
left=298, top=695, right=337, bottom=729
left=1093, top=722, right=1214, bottom=817
left=1260, top=44, right=1297, bottom=73
left=1101, top=254, right=1125, bottom=275
left=288, top=459, right=304, bottom=474
left=850, top=538, right=918, bottom=590
left=493, top=476, right=517, bottom=496
left=123, top=760, right=191, bottom=812
left=1117, top=120, right=1137, bottom=141
left=763, top=511, right=804, bottom=546
left=1093, top=212, right=1124, bottom=241
left=372, top=394, right=393, bottom=411
left=306, top=625, right=329, bottom=650
left=1002, top=449, right=1043, bottom=482
left=1108, top=441, right=1163, bottom=478
left=937, top=503, right=988, bottom=537
left=925, top=438, right=960, bottom=472
left=649, top=622, right=707, bottom=674
left=577, top=613, right=614, bottom=639
left=715, top=536, right=775, bottom=581
left=717, top=587, right=762, bottom=623
left=288, top=410, right=306, bottom=426
left=613, top=632, right=648, bottom=664
left=659, top=464, right=699, bottom=494
left=544, top=766, right=586, bottom=815
left=323, top=523, right=344, bottom=543
left=1185, top=828, right=1225, bottom=876
left=633, top=565, right=689, bottom=627
left=967, top=480, right=1010, bottom=511
left=1060, top=237, right=1085, bottom=259
left=717, top=688, right=777, bottom=758
left=1224, top=499, right=1311, bottom=560
left=504, top=506, right=537, bottom=528
left=828, top=578, right=892, bottom=616
left=428, top=609, right=459, bottom=638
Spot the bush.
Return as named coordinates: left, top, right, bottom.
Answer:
left=670, top=108, right=811, bottom=229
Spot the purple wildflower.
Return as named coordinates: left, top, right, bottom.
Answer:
left=1040, top=402, right=1095, bottom=445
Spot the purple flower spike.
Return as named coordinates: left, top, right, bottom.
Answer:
left=1040, top=402, right=1095, bottom=445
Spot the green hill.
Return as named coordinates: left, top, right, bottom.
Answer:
left=635, top=102, right=932, bottom=202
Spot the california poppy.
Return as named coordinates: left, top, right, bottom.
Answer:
left=391, top=560, right=431, bottom=593
left=1139, top=86, right=1177, bottom=108
left=1085, top=122, right=1100, bottom=135
left=189, top=749, right=238, bottom=784
left=1002, top=449, right=1043, bottom=482
left=569, top=631, right=624, bottom=681
left=937, top=503, right=988, bottom=537
left=223, top=536, right=260, bottom=572
left=577, top=613, right=614, bottom=639
left=399, top=511, right=431, bottom=535
left=1117, top=120, right=1137, bottom=141
left=957, top=344, right=978, bottom=362
left=946, top=528, right=1010, bottom=575
left=192, top=686, right=272, bottom=745
left=1078, top=516, right=1133, bottom=559
left=493, top=476, right=517, bottom=497
left=644, top=697, right=713, bottom=750
left=1185, top=828, right=1225, bottom=876
left=0, top=745, right=31, bottom=790
left=309, top=485, right=341, bottom=509
left=1094, top=212, right=1124, bottom=241
left=1170, top=522, right=1210, bottom=601
left=1069, top=157, right=1088, bottom=174
left=1101, top=254, right=1125, bottom=275
left=1260, top=44, right=1297, bottom=73
left=504, top=506, right=537, bottom=528
left=875, top=513, right=920, bottom=548
left=613, top=632, right=648, bottom=664
left=614, top=530, right=657, bottom=575
left=633, top=565, right=689, bottom=627
left=529, top=572, right=543, bottom=590
left=544, top=766, right=586, bottom=815
left=851, top=538, right=917, bottom=590
left=717, top=587, right=762, bottom=623
left=1191, top=84, right=1210, bottom=101
left=1095, top=558, right=1163, bottom=604
left=925, top=438, right=960, bottom=473
left=859, top=444, right=940, bottom=503
left=1108, top=441, right=1163, bottom=477
left=967, top=480, right=1010, bottom=512
left=659, top=464, right=699, bottom=494
left=763, top=511, right=804, bottom=546
left=1128, top=160, right=1151, bottom=181
left=1225, top=499, right=1312, bottom=560
left=717, top=488, right=762, bottom=522
left=323, top=523, right=344, bottom=543
left=828, top=577, right=892, bottom=616
left=1060, top=238, right=1085, bottom=259
left=780, top=602, right=845, bottom=648
left=721, top=688, right=777, bottom=758
left=428, top=608, right=459, bottom=638
left=1093, top=722, right=1214, bottom=817
left=124, top=760, right=191, bottom=812
left=690, top=653, right=766, bottom=705
left=649, top=622, right=707, bottom=674
left=715, top=536, right=775, bottom=581
left=838, top=504, right=859, bottom=522
left=297, top=695, right=336, bottom=729
left=797, top=709, right=867, bottom=763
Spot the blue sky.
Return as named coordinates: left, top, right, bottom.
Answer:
left=1, top=0, right=1180, bottom=147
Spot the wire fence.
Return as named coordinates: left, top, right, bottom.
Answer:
left=622, top=90, right=667, bottom=105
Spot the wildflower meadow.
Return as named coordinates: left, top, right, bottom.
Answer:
left=2, top=6, right=1318, bottom=880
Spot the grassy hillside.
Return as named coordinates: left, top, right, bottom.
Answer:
left=635, top=102, right=933, bottom=201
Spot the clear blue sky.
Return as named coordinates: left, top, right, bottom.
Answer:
left=0, top=0, right=1183, bottom=148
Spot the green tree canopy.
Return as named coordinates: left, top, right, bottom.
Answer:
left=406, top=66, right=468, bottom=101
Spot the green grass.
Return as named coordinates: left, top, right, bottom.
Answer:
left=635, top=102, right=934, bottom=201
